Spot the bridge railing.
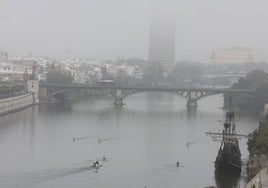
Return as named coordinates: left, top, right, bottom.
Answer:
left=39, top=83, right=255, bottom=93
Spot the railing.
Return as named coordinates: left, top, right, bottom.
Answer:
left=0, top=93, right=34, bottom=115
left=39, top=83, right=255, bottom=93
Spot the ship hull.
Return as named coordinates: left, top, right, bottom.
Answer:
left=215, top=147, right=242, bottom=172
left=214, top=168, right=240, bottom=188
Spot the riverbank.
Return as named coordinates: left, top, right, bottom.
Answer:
left=247, top=121, right=268, bottom=157
left=246, top=165, right=268, bottom=188
left=246, top=120, right=268, bottom=187
left=0, top=93, right=34, bottom=116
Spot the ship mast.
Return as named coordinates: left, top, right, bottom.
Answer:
left=206, top=97, right=247, bottom=142
left=224, top=97, right=235, bottom=142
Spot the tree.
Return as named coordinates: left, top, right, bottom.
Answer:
left=252, top=84, right=268, bottom=111
left=248, top=121, right=268, bottom=156
left=167, top=63, right=204, bottom=85
left=46, top=70, right=74, bottom=84
left=232, top=77, right=250, bottom=89
left=232, top=70, right=268, bottom=89
left=143, top=63, right=165, bottom=85
left=229, top=70, right=268, bottom=112
left=245, top=70, right=268, bottom=89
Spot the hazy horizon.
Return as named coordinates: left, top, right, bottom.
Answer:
left=0, top=0, right=268, bottom=62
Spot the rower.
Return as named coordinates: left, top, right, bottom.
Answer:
left=176, top=161, right=180, bottom=167
left=92, top=161, right=99, bottom=167
left=95, top=161, right=99, bottom=167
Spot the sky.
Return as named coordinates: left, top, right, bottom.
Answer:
left=0, top=0, right=268, bottom=62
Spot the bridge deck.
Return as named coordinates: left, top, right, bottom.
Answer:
left=39, top=83, right=255, bottom=93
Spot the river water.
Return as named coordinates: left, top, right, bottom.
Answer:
left=0, top=93, right=259, bottom=188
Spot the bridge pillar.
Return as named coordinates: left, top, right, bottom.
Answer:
left=27, top=80, right=39, bottom=103
left=187, top=97, right=198, bottom=108
left=39, top=87, right=48, bottom=101
left=114, top=89, right=124, bottom=106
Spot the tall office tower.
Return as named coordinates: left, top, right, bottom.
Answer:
left=148, top=15, right=175, bottom=73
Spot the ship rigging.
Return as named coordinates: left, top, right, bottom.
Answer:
left=206, top=97, right=248, bottom=171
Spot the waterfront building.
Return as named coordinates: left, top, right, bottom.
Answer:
left=148, top=15, right=175, bottom=73
left=210, top=47, right=256, bottom=64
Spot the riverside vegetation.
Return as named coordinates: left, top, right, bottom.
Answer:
left=229, top=70, right=268, bottom=156
left=230, top=70, right=268, bottom=182
left=228, top=70, right=268, bottom=113
left=248, top=120, right=268, bottom=157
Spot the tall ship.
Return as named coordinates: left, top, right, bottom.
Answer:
left=206, top=97, right=246, bottom=171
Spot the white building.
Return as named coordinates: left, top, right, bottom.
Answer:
left=211, top=47, right=256, bottom=64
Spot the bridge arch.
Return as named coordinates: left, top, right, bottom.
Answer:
left=48, top=89, right=73, bottom=99
left=39, top=83, right=255, bottom=108
left=121, top=89, right=181, bottom=99
left=120, top=89, right=224, bottom=108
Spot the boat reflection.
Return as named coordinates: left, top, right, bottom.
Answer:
left=214, top=169, right=241, bottom=188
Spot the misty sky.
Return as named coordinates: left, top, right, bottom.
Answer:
left=0, top=0, right=268, bottom=62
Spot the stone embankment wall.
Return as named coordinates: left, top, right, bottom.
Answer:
left=0, top=93, right=34, bottom=116
left=246, top=155, right=268, bottom=188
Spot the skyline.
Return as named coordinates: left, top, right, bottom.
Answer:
left=0, top=0, right=268, bottom=62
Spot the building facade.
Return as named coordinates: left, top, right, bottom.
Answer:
left=148, top=16, right=175, bottom=72
left=211, top=47, right=256, bottom=64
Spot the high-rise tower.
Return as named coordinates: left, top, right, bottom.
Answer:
left=148, top=15, right=175, bottom=72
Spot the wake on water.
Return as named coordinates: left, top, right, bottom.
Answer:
left=0, top=159, right=107, bottom=188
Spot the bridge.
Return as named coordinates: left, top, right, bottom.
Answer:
left=38, top=82, right=255, bottom=108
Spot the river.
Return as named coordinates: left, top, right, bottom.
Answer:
left=0, top=93, right=259, bottom=188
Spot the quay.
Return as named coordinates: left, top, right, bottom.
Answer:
left=246, top=167, right=268, bottom=188
left=0, top=93, right=34, bottom=116
left=246, top=156, right=268, bottom=188
left=0, top=80, right=39, bottom=116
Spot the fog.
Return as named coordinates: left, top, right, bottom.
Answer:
left=0, top=0, right=268, bottom=61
